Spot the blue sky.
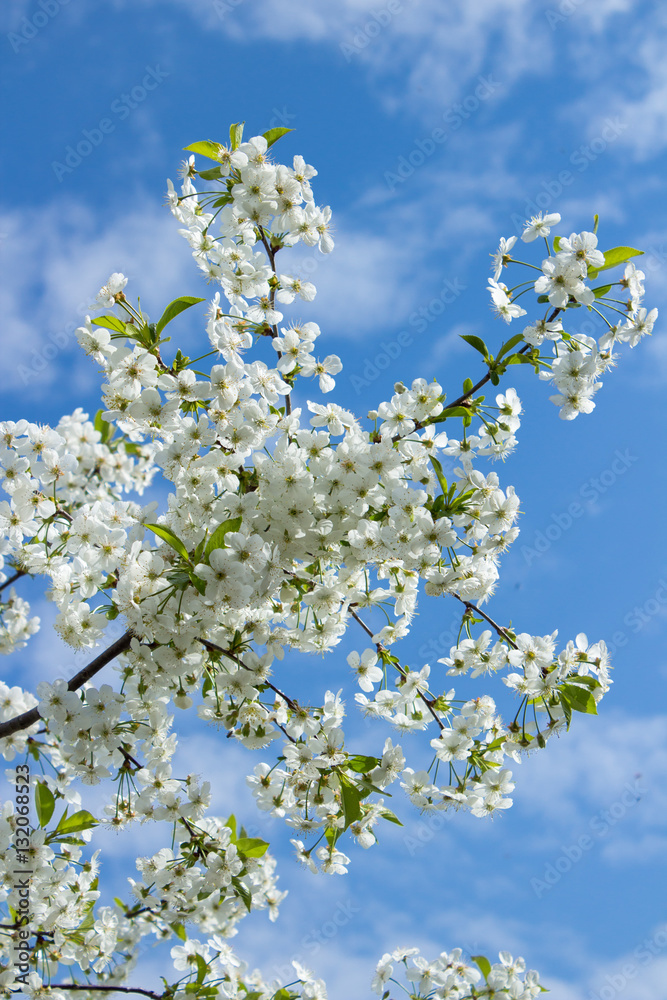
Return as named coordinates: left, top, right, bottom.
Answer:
left=2, top=1, right=667, bottom=997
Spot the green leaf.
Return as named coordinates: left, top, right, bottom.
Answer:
left=35, top=782, right=55, bottom=828
left=236, top=837, right=269, bottom=858
left=262, top=127, right=294, bottom=148
left=93, top=409, right=114, bottom=444
left=188, top=572, right=208, bottom=596
left=559, top=682, right=597, bottom=715
left=171, top=922, right=187, bottom=942
left=197, top=166, right=223, bottom=180
left=506, top=353, right=537, bottom=365
left=229, top=122, right=245, bottom=150
left=92, top=314, right=127, bottom=334
left=231, top=875, right=252, bottom=912
left=183, top=140, right=223, bottom=161
left=380, top=808, right=403, bottom=827
left=460, top=334, right=489, bottom=358
left=347, top=754, right=380, bottom=773
left=339, top=775, right=363, bottom=830
left=566, top=674, right=600, bottom=690
left=588, top=246, right=643, bottom=278
left=472, top=955, right=492, bottom=980
left=195, top=954, right=209, bottom=985
left=144, top=523, right=190, bottom=562
left=56, top=809, right=97, bottom=834
left=496, top=332, right=525, bottom=361
left=592, top=284, right=612, bottom=299
left=592, top=213, right=599, bottom=235
left=429, top=456, right=449, bottom=494
left=553, top=236, right=561, bottom=252
left=225, top=814, right=238, bottom=841
left=440, top=405, right=473, bottom=419
left=204, top=516, right=243, bottom=560
left=155, top=296, right=205, bottom=337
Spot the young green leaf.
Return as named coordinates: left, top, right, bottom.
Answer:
left=35, top=781, right=55, bottom=828
left=559, top=682, right=597, bottom=715
left=588, top=246, right=643, bottom=278
left=262, top=127, right=294, bottom=148
left=197, top=166, right=223, bottom=180
left=346, top=754, right=380, bottom=773
left=460, top=333, right=489, bottom=358
left=183, top=140, right=223, bottom=161
left=92, top=314, right=127, bottom=334
left=155, top=296, right=205, bottom=337
left=143, top=523, right=191, bottom=562
left=229, top=122, right=245, bottom=150
left=339, top=775, right=363, bottom=830
left=236, top=836, right=270, bottom=858
left=429, top=456, right=449, bottom=494
left=380, top=808, right=403, bottom=827
left=496, top=332, right=525, bottom=361
left=472, top=955, right=492, bottom=980
left=204, top=516, right=243, bottom=559
left=55, top=809, right=98, bottom=834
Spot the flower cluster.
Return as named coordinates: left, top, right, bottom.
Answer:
left=490, top=212, right=656, bottom=420
left=373, top=946, right=542, bottom=999
left=0, top=126, right=656, bottom=998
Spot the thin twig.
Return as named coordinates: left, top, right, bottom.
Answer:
left=451, top=593, right=518, bottom=649
left=50, top=986, right=163, bottom=999
left=349, top=608, right=445, bottom=731
left=0, top=569, right=27, bottom=594
left=0, top=631, right=134, bottom=740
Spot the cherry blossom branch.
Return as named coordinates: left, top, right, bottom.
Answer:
left=196, top=637, right=298, bottom=710
left=451, top=593, right=518, bottom=649
left=348, top=608, right=445, bottom=731
left=0, top=630, right=134, bottom=740
left=430, top=306, right=562, bottom=417
left=257, top=224, right=291, bottom=417
left=50, top=986, right=163, bottom=999
left=0, top=569, right=27, bottom=594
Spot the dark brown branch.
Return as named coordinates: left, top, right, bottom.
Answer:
left=0, top=569, right=27, bottom=594
left=0, top=631, right=134, bottom=740
left=452, top=593, right=518, bottom=649
left=50, top=986, right=163, bottom=999
left=196, top=637, right=297, bottom=710
left=349, top=608, right=445, bottom=731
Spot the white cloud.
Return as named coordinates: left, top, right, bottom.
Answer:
left=0, top=197, right=203, bottom=399
left=512, top=710, right=667, bottom=862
